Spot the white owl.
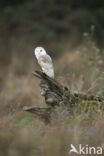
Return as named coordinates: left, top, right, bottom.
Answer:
left=34, top=47, right=54, bottom=78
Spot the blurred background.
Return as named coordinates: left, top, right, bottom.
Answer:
left=0, top=0, right=104, bottom=156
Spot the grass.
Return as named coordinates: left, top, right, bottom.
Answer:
left=0, top=36, right=104, bottom=156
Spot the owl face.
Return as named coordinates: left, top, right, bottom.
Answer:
left=35, top=47, right=46, bottom=57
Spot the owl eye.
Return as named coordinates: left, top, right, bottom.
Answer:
left=40, top=49, right=42, bottom=52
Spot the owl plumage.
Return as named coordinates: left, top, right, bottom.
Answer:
left=34, top=47, right=54, bottom=78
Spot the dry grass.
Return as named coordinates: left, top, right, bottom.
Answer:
left=0, top=37, right=104, bottom=156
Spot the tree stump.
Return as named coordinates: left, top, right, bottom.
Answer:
left=24, top=70, right=104, bottom=123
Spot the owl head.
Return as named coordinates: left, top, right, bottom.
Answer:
left=35, top=47, right=46, bottom=58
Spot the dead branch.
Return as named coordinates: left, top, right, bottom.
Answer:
left=23, top=106, right=51, bottom=123
left=24, top=70, right=104, bottom=123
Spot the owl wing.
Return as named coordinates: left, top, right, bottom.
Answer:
left=39, top=54, right=52, bottom=63
left=38, top=54, right=53, bottom=68
left=38, top=54, right=54, bottom=78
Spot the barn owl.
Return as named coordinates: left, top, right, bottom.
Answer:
left=34, top=47, right=54, bottom=78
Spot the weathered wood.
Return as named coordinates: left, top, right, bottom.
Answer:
left=32, top=71, right=104, bottom=105
left=24, top=70, right=104, bottom=123
left=23, top=106, right=51, bottom=123
left=32, top=71, right=72, bottom=107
